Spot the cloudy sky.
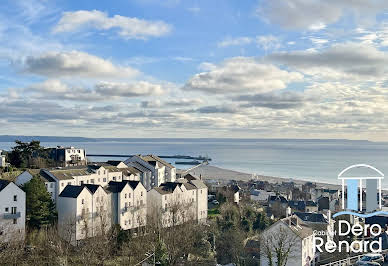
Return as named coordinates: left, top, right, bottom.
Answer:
left=2, top=0, right=388, bottom=140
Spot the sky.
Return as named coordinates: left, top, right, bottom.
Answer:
left=2, top=0, right=388, bottom=140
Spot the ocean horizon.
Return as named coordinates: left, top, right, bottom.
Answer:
left=2, top=138, right=388, bottom=188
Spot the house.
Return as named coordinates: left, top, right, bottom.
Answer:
left=126, top=161, right=153, bottom=190
left=57, top=184, right=111, bottom=244
left=14, top=169, right=40, bottom=186
left=217, top=184, right=241, bottom=204
left=268, top=195, right=288, bottom=218
left=0, top=150, right=6, bottom=168
left=250, top=189, right=275, bottom=204
left=147, top=174, right=207, bottom=227
left=294, top=211, right=334, bottom=242
left=41, top=165, right=123, bottom=203
left=108, top=180, right=147, bottom=230
left=121, top=167, right=141, bottom=181
left=305, top=201, right=318, bottom=213
left=0, top=180, right=26, bottom=242
left=288, top=200, right=306, bottom=212
left=49, top=146, right=87, bottom=167
left=124, top=155, right=176, bottom=190
left=260, top=215, right=319, bottom=266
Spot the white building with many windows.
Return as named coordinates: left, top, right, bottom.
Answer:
left=147, top=174, right=207, bottom=227
left=57, top=184, right=111, bottom=245
left=0, top=180, right=26, bottom=242
left=49, top=146, right=87, bottom=167
left=108, top=180, right=147, bottom=230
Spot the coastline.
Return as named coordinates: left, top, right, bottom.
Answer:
left=188, top=164, right=342, bottom=190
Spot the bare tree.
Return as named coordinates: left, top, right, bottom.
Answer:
left=260, top=225, right=299, bottom=266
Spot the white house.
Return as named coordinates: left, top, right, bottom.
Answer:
left=0, top=180, right=26, bottom=242
left=49, top=146, right=87, bottom=167
left=0, top=150, right=6, bottom=168
left=260, top=215, right=319, bottom=266
left=250, top=189, right=275, bottom=204
left=108, top=180, right=147, bottom=230
left=57, top=184, right=111, bottom=245
left=147, top=174, right=207, bottom=227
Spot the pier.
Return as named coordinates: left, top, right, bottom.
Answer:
left=87, top=154, right=212, bottom=161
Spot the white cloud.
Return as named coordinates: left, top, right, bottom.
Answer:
left=218, top=37, right=252, bottom=47
left=23, top=50, right=140, bottom=78
left=258, top=0, right=388, bottom=30
left=184, top=57, right=303, bottom=94
left=268, top=43, right=388, bottom=79
left=95, top=81, right=164, bottom=97
left=53, top=10, right=172, bottom=40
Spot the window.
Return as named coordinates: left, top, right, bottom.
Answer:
left=129, top=202, right=131, bottom=207
left=77, top=150, right=80, bottom=153
left=201, top=190, right=202, bottom=194
left=104, top=170, right=106, bottom=174
left=165, top=204, right=167, bottom=211
left=125, top=221, right=127, bottom=225
left=68, top=182, right=71, bottom=185
left=82, top=199, right=84, bottom=204
left=13, top=219, right=17, bottom=224
left=103, top=178, right=107, bottom=182
left=45, top=184, right=48, bottom=188
left=5, top=207, right=8, bottom=212
left=13, top=195, right=17, bottom=201
left=61, top=183, right=64, bottom=187
left=11, top=207, right=17, bottom=214
left=129, top=193, right=131, bottom=198
left=113, top=177, right=116, bottom=181
left=98, top=178, right=100, bottom=182
left=80, top=181, right=84, bottom=185
left=98, top=171, right=100, bottom=175
left=125, top=202, right=128, bottom=208
left=90, top=179, right=95, bottom=184
left=165, top=195, right=167, bottom=200
left=141, top=191, right=143, bottom=197
left=50, top=183, right=54, bottom=188
left=125, top=194, right=127, bottom=199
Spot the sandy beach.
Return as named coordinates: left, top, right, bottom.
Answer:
left=188, top=164, right=342, bottom=190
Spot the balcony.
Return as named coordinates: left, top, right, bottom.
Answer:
left=4, top=212, right=21, bottom=219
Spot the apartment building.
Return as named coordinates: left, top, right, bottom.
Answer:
left=49, top=146, right=87, bottom=167
left=125, top=155, right=176, bottom=190
left=41, top=165, right=123, bottom=203
left=0, top=180, right=26, bottom=242
left=147, top=174, right=207, bottom=227
left=108, top=180, right=147, bottom=230
left=57, top=184, right=111, bottom=244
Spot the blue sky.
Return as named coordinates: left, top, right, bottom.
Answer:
left=2, top=0, right=388, bottom=140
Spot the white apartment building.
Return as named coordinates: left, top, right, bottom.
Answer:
left=147, top=174, right=207, bottom=227
left=0, top=180, right=26, bottom=242
left=41, top=165, right=123, bottom=203
left=260, top=215, right=319, bottom=266
left=57, top=184, right=111, bottom=245
left=108, top=180, right=147, bottom=230
left=125, top=155, right=176, bottom=190
left=49, top=146, right=87, bottom=167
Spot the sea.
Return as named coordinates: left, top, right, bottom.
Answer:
left=1, top=138, right=388, bottom=187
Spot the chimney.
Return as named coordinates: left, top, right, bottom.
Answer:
left=290, top=216, right=298, bottom=227
left=286, top=207, right=292, bottom=217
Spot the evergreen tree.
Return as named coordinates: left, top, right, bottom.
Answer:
left=22, top=176, right=57, bottom=229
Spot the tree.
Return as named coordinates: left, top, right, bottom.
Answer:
left=8, top=140, right=45, bottom=168
left=23, top=176, right=57, bottom=229
left=215, top=228, right=245, bottom=264
left=260, top=225, right=298, bottom=266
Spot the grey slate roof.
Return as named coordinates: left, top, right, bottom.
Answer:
left=0, top=179, right=10, bottom=192
left=59, top=185, right=86, bottom=198
left=294, top=212, right=328, bottom=223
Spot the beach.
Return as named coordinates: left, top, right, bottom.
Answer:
left=189, top=164, right=342, bottom=190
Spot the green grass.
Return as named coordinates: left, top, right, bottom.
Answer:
left=208, top=208, right=220, bottom=217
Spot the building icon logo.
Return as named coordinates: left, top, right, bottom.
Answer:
left=333, top=164, right=388, bottom=218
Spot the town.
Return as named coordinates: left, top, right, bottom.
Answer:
left=1, top=141, right=388, bottom=265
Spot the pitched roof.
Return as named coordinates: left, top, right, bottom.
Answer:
left=269, top=195, right=288, bottom=203
left=142, top=155, right=174, bottom=169
left=122, top=167, right=140, bottom=175
left=108, top=181, right=129, bottom=193
left=280, top=216, right=314, bottom=239
left=288, top=200, right=306, bottom=211
left=294, top=212, right=328, bottom=223
left=190, top=179, right=208, bottom=189
left=184, top=182, right=197, bottom=190
left=0, top=179, right=10, bottom=192
left=184, top=173, right=198, bottom=181
left=127, top=180, right=140, bottom=190
left=306, top=201, right=317, bottom=207
left=106, top=160, right=124, bottom=166
left=39, top=170, right=56, bottom=182
left=59, top=185, right=87, bottom=198
left=47, top=168, right=91, bottom=180
left=83, top=184, right=100, bottom=194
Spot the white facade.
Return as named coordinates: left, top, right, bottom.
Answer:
left=147, top=176, right=207, bottom=227
left=109, top=181, right=147, bottom=230
left=260, top=216, right=317, bottom=266
left=57, top=185, right=111, bottom=244
left=42, top=165, right=123, bottom=203
left=0, top=181, right=26, bottom=242
left=0, top=155, right=5, bottom=168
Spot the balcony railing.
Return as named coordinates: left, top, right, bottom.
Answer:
left=4, top=212, right=21, bottom=219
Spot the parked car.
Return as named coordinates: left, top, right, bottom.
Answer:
left=212, top=200, right=219, bottom=205
left=355, top=253, right=384, bottom=265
